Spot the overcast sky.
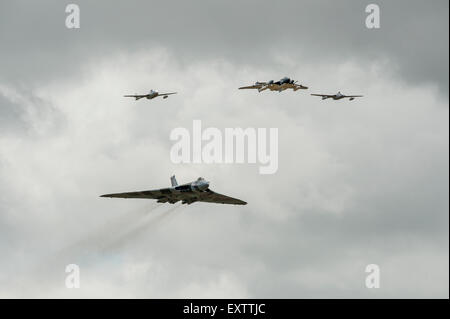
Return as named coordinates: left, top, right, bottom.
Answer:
left=0, top=0, right=448, bottom=298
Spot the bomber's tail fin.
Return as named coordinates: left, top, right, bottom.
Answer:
left=170, top=175, right=178, bottom=187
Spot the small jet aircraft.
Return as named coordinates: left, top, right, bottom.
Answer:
left=311, top=91, right=363, bottom=101
left=239, top=77, right=308, bottom=92
left=124, top=89, right=177, bottom=100
left=100, top=176, right=247, bottom=205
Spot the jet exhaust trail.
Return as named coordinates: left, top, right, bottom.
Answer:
left=51, top=202, right=164, bottom=264
left=102, top=203, right=183, bottom=252
left=25, top=202, right=168, bottom=285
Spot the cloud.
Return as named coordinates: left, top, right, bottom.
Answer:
left=1, top=1, right=448, bottom=95
left=0, top=45, right=447, bottom=298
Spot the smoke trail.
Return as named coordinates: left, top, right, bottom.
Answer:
left=51, top=202, right=164, bottom=264
left=26, top=202, right=176, bottom=291
left=102, top=203, right=184, bottom=252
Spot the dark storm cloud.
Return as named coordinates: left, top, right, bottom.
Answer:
left=0, top=0, right=448, bottom=93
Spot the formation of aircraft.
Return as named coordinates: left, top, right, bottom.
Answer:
left=123, top=78, right=363, bottom=104
left=124, top=89, right=177, bottom=100
left=108, top=78, right=365, bottom=207
left=311, top=91, right=363, bottom=101
left=101, top=176, right=247, bottom=206
left=239, top=77, right=308, bottom=92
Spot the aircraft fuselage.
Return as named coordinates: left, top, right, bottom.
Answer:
left=146, top=90, right=159, bottom=99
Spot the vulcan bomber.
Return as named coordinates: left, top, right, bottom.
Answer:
left=101, top=176, right=247, bottom=205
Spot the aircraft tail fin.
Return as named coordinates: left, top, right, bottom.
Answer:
left=170, top=175, right=178, bottom=187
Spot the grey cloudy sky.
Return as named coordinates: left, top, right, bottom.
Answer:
left=0, top=0, right=448, bottom=298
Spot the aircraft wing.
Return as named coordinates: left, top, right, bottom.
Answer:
left=294, top=84, right=308, bottom=90
left=100, top=188, right=173, bottom=199
left=196, top=189, right=247, bottom=205
left=159, top=92, right=177, bottom=96
left=279, top=83, right=308, bottom=91
left=239, top=84, right=263, bottom=90
left=345, top=95, right=363, bottom=98
left=124, top=94, right=147, bottom=100
left=311, top=94, right=333, bottom=98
